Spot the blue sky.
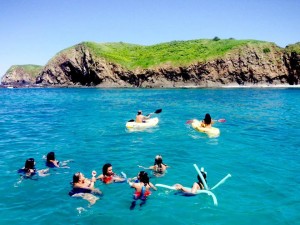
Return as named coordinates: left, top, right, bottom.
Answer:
left=1, top=0, right=299, bottom=78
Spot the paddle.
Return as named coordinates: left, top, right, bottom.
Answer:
left=186, top=118, right=226, bottom=124
left=128, top=109, right=162, bottom=122
left=146, top=108, right=162, bottom=116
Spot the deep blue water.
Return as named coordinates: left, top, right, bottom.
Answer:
left=0, top=88, right=299, bottom=225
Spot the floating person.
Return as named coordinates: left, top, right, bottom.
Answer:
left=135, top=110, right=151, bottom=123
left=138, top=155, right=169, bottom=176
left=45, top=151, right=71, bottom=168
left=128, top=171, right=157, bottom=210
left=156, top=165, right=230, bottom=206
left=69, top=172, right=102, bottom=205
left=97, top=163, right=126, bottom=184
left=18, top=158, right=49, bottom=178
left=174, top=169, right=207, bottom=195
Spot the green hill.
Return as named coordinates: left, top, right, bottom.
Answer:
left=81, top=39, right=280, bottom=70
left=285, top=42, right=300, bottom=54
left=7, top=64, right=43, bottom=78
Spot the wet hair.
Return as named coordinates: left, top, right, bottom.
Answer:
left=139, top=171, right=150, bottom=186
left=24, top=158, right=35, bottom=170
left=154, top=155, right=165, bottom=171
left=204, top=113, right=212, bottom=125
left=154, top=155, right=162, bottom=165
left=102, top=163, right=112, bottom=176
left=154, top=155, right=167, bottom=170
left=137, top=111, right=142, bottom=115
left=197, top=172, right=207, bottom=184
left=72, top=172, right=80, bottom=184
left=46, top=152, right=55, bottom=162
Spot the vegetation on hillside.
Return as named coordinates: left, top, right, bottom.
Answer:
left=285, top=42, right=300, bottom=54
left=82, top=39, right=280, bottom=70
left=7, top=65, right=43, bottom=77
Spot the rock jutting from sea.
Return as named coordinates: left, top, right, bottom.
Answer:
left=1, top=39, right=300, bottom=88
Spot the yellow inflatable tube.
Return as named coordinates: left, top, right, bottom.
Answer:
left=191, top=119, right=220, bottom=137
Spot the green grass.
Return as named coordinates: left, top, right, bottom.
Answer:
left=7, top=65, right=43, bottom=77
left=286, top=42, right=300, bottom=54
left=81, top=39, right=278, bottom=70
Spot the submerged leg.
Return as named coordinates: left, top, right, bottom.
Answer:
left=130, top=201, right=136, bottom=210
left=139, top=199, right=146, bottom=207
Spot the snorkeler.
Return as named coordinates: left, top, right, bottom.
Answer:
left=128, top=171, right=157, bottom=210
left=69, top=172, right=102, bottom=205
left=18, top=158, right=49, bottom=178
left=97, top=163, right=126, bottom=184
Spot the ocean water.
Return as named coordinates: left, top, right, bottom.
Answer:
left=0, top=88, right=299, bottom=225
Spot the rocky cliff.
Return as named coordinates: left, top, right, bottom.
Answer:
left=1, top=65, right=42, bottom=86
left=2, top=40, right=300, bottom=87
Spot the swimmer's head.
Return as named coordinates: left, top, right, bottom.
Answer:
left=139, top=171, right=149, bottom=184
left=154, top=155, right=163, bottom=165
left=204, top=113, right=212, bottom=124
left=197, top=171, right=207, bottom=183
left=46, top=152, right=55, bottom=162
left=73, top=172, right=82, bottom=183
left=102, top=163, right=113, bottom=176
left=137, top=110, right=142, bottom=115
left=25, top=158, right=35, bottom=169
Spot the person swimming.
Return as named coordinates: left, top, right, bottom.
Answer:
left=152, top=155, right=168, bottom=174
left=69, top=172, right=102, bottom=205
left=18, top=158, right=49, bottom=178
left=138, top=155, right=169, bottom=176
left=45, top=151, right=71, bottom=168
left=174, top=170, right=207, bottom=194
left=128, top=171, right=157, bottom=209
left=97, top=163, right=125, bottom=184
left=46, top=152, right=59, bottom=168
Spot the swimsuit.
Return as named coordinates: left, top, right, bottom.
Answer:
left=69, top=187, right=92, bottom=196
left=102, top=175, right=113, bottom=183
left=18, top=168, right=37, bottom=177
left=133, top=186, right=151, bottom=200
left=46, top=161, right=59, bottom=168
left=197, top=181, right=205, bottom=190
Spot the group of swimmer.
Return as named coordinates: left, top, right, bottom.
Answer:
left=18, top=112, right=218, bottom=208
left=17, top=152, right=70, bottom=178
left=18, top=152, right=208, bottom=208
left=69, top=161, right=169, bottom=208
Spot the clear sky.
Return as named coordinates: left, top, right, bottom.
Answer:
left=1, top=0, right=299, bottom=78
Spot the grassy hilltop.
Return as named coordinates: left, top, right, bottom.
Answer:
left=7, top=65, right=43, bottom=78
left=81, top=39, right=281, bottom=70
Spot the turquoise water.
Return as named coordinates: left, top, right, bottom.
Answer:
left=0, top=88, right=299, bottom=225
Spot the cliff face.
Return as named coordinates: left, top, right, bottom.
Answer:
left=1, top=65, right=42, bottom=86
left=35, top=44, right=300, bottom=87
left=2, top=42, right=300, bottom=87
left=36, top=45, right=135, bottom=87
